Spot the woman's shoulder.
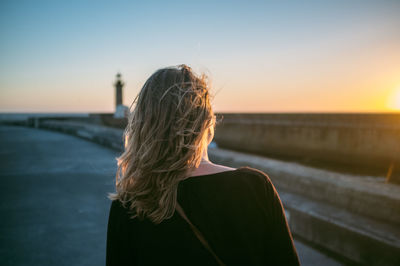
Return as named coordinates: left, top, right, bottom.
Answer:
left=109, top=199, right=127, bottom=217
left=202, top=165, right=274, bottom=194
left=108, top=199, right=143, bottom=227
left=109, top=199, right=136, bottom=220
left=236, top=166, right=269, bottom=176
left=235, top=166, right=272, bottom=184
left=183, top=165, right=270, bottom=184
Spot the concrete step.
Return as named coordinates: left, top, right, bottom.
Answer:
left=282, top=191, right=400, bottom=265
left=209, top=147, right=400, bottom=226
left=294, top=239, right=344, bottom=266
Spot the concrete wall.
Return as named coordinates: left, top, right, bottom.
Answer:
left=214, top=113, right=400, bottom=183
left=11, top=112, right=399, bottom=183
left=24, top=113, right=127, bottom=129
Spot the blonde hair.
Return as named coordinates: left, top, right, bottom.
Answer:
left=109, top=65, right=214, bottom=224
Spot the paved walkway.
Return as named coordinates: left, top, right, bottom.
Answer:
left=0, top=125, right=341, bottom=266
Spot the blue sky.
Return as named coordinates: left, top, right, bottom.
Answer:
left=1, top=0, right=399, bottom=112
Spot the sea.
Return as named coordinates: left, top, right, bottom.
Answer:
left=0, top=113, right=90, bottom=122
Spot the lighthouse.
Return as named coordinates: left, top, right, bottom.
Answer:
left=113, top=73, right=129, bottom=118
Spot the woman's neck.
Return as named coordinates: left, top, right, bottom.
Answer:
left=199, top=148, right=210, bottom=163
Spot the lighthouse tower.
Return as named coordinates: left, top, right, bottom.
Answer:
left=113, top=73, right=129, bottom=118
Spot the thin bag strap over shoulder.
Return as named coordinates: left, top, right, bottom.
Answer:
left=176, top=203, right=226, bottom=266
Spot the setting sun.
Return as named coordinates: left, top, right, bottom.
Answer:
left=388, top=88, right=400, bottom=110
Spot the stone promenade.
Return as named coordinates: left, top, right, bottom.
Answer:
left=0, top=125, right=341, bottom=265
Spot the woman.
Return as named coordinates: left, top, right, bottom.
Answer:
left=106, top=65, right=300, bottom=265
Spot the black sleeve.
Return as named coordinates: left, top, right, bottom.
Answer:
left=106, top=200, right=135, bottom=266
left=259, top=171, right=300, bottom=265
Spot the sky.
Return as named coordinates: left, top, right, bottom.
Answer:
left=0, top=0, right=399, bottom=113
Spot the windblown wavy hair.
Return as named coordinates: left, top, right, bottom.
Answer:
left=109, top=65, right=215, bottom=224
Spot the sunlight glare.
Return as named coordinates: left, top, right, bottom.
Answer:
left=388, top=88, right=400, bottom=110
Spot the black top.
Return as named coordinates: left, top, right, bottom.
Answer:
left=106, top=166, right=300, bottom=266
